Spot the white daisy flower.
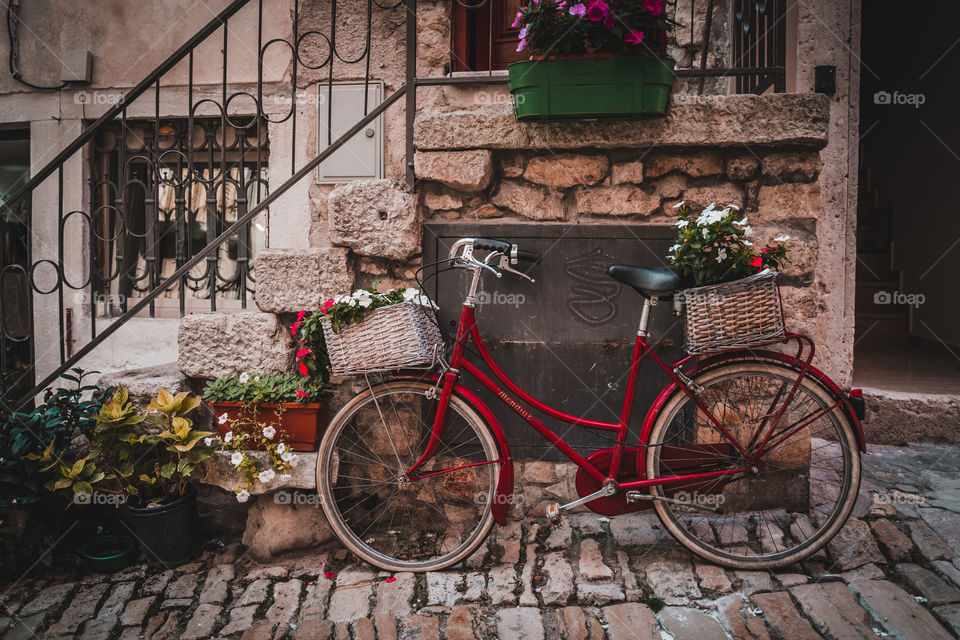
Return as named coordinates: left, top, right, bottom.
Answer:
left=403, top=288, right=419, bottom=301
left=733, top=217, right=749, bottom=227
left=716, top=248, right=728, bottom=263
left=239, top=372, right=250, bottom=384
left=358, top=297, right=372, bottom=308
left=258, top=469, right=276, bottom=483
left=231, top=452, right=244, bottom=467
left=276, top=443, right=287, bottom=456
left=281, top=451, right=295, bottom=464
left=675, top=219, right=689, bottom=228
left=253, top=375, right=260, bottom=383
left=262, top=426, right=277, bottom=439
left=669, top=244, right=681, bottom=253
left=236, top=489, right=250, bottom=503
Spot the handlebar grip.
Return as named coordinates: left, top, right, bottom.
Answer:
left=515, top=249, right=542, bottom=264
left=473, top=238, right=512, bottom=253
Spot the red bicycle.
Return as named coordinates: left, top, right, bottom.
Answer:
left=316, top=237, right=866, bottom=572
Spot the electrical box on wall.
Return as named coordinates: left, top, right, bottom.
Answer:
left=316, top=82, right=384, bottom=183
left=61, top=49, right=93, bottom=83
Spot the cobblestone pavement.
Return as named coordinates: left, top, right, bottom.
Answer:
left=2, top=442, right=960, bottom=640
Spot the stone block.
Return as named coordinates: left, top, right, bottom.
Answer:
left=97, top=363, right=189, bottom=408
left=523, top=153, right=609, bottom=188
left=575, top=184, right=659, bottom=216
left=177, top=312, right=294, bottom=380
left=414, top=150, right=493, bottom=192
left=241, top=495, right=336, bottom=562
left=492, top=181, right=565, bottom=220
left=757, top=182, right=821, bottom=221
left=681, top=183, right=746, bottom=210
left=760, top=151, right=821, bottom=181
left=328, top=179, right=420, bottom=261
left=254, top=248, right=353, bottom=313
left=423, top=191, right=462, bottom=211
left=499, top=152, right=526, bottom=178
left=611, top=159, right=645, bottom=184
left=645, top=151, right=724, bottom=178
left=726, top=154, right=760, bottom=180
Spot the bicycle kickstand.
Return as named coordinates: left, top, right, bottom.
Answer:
left=545, top=482, right=617, bottom=524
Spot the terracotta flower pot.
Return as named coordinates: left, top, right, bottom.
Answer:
left=209, top=401, right=328, bottom=451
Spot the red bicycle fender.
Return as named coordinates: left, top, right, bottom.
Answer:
left=394, top=373, right=514, bottom=525
left=637, top=351, right=867, bottom=458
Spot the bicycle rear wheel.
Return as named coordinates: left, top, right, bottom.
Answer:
left=316, top=380, right=501, bottom=572
left=645, top=358, right=861, bottom=569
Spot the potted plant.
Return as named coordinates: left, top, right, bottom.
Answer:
left=508, top=0, right=676, bottom=121
left=36, top=387, right=218, bottom=565
left=203, top=373, right=327, bottom=451
left=3, top=369, right=110, bottom=578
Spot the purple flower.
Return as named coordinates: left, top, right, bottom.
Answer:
left=585, top=0, right=609, bottom=22
left=518, top=25, right=529, bottom=39
left=517, top=39, right=527, bottom=52
left=644, top=0, right=665, bottom=15
left=512, top=11, right=523, bottom=28
left=569, top=3, right=586, bottom=16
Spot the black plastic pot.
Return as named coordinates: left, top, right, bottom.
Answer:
left=125, top=484, right=202, bottom=566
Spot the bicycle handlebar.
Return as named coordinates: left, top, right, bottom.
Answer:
left=472, top=237, right=542, bottom=264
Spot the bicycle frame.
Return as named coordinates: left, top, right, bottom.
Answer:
left=404, top=248, right=862, bottom=500
left=406, top=299, right=759, bottom=491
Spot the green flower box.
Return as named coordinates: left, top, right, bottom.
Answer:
left=507, top=55, right=675, bottom=122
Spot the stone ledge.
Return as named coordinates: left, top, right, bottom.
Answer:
left=861, top=388, right=960, bottom=446
left=415, top=93, right=830, bottom=151
left=197, top=451, right=317, bottom=495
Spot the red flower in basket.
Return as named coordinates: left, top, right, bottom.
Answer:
left=320, top=299, right=335, bottom=315
left=291, top=310, right=306, bottom=336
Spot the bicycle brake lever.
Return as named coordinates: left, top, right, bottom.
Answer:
left=471, top=256, right=502, bottom=278
left=497, top=255, right=535, bottom=283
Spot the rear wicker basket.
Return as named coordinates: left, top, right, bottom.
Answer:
left=321, top=301, right=444, bottom=375
left=680, top=270, right=785, bottom=355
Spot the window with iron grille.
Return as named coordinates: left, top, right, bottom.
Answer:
left=89, top=118, right=269, bottom=318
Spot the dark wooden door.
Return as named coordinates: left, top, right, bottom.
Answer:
left=423, top=223, right=684, bottom=460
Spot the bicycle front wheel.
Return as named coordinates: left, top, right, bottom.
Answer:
left=646, top=358, right=861, bottom=569
left=316, top=380, right=501, bottom=572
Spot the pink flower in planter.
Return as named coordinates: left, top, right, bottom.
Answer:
left=569, top=3, right=586, bottom=16
left=324, top=571, right=336, bottom=579
left=585, top=0, right=609, bottom=22
left=512, top=11, right=523, bottom=28
left=517, top=38, right=527, bottom=52
left=296, top=348, right=312, bottom=360
left=644, top=0, right=665, bottom=15
left=625, top=29, right=645, bottom=45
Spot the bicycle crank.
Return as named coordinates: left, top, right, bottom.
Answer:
left=625, top=491, right=725, bottom=514
left=546, top=482, right=617, bottom=521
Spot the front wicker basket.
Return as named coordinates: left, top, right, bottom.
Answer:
left=680, top=270, right=785, bottom=355
left=321, top=301, right=444, bottom=376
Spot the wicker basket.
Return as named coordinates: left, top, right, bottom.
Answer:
left=321, top=301, right=444, bottom=375
left=680, top=271, right=785, bottom=355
